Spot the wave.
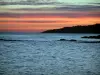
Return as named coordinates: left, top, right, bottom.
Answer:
left=0, top=39, right=34, bottom=41
left=57, top=39, right=100, bottom=43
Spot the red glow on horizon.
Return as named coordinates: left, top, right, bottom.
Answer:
left=0, top=16, right=100, bottom=32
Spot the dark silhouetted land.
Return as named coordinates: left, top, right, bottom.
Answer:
left=81, top=35, right=100, bottom=39
left=42, top=24, right=100, bottom=33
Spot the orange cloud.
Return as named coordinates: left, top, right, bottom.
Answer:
left=0, top=16, right=100, bottom=32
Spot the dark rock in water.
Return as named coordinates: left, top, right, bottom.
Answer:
left=0, top=39, right=35, bottom=41
left=0, top=38, right=20, bottom=41
left=81, top=35, right=100, bottom=39
left=59, top=39, right=67, bottom=41
left=58, top=39, right=77, bottom=42
left=69, top=39, right=77, bottom=41
left=0, top=39, right=14, bottom=41
left=79, top=41, right=100, bottom=43
left=0, top=39, right=4, bottom=40
left=58, top=39, right=100, bottom=43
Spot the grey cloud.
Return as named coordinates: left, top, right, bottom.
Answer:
left=1, top=0, right=100, bottom=13
left=6, top=4, right=99, bottom=12
left=0, top=12, right=100, bottom=18
left=0, top=0, right=62, bottom=5
left=55, top=5, right=100, bottom=11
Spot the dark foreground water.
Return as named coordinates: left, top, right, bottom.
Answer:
left=0, top=33, right=100, bottom=75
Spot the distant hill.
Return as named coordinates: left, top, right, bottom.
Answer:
left=42, top=24, right=100, bottom=33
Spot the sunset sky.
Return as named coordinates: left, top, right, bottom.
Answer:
left=0, top=0, right=100, bottom=32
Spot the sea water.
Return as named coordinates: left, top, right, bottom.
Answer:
left=0, top=33, right=100, bottom=75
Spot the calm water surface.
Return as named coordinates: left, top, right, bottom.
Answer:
left=0, top=33, right=100, bottom=75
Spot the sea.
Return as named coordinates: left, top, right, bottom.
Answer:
left=0, top=33, right=100, bottom=75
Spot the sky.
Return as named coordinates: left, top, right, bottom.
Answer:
left=0, top=0, right=100, bottom=32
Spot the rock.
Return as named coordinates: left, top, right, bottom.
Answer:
left=59, top=39, right=67, bottom=41
left=0, top=39, right=4, bottom=41
left=58, top=39, right=77, bottom=42
left=69, top=39, right=77, bottom=41
left=81, top=35, right=100, bottom=39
